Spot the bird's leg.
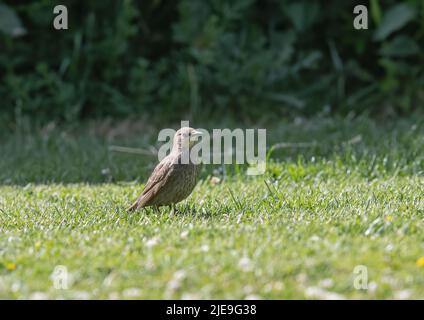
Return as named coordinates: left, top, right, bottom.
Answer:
left=170, top=204, right=176, bottom=216
left=153, top=206, right=160, bottom=214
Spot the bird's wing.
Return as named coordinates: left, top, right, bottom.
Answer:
left=142, top=160, right=174, bottom=196
left=128, top=157, right=176, bottom=210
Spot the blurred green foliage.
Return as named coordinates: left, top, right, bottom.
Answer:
left=0, top=0, right=423, bottom=122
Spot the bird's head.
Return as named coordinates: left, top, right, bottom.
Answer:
left=173, top=127, right=203, bottom=151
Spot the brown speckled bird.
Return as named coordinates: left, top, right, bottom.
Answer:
left=128, top=127, right=203, bottom=212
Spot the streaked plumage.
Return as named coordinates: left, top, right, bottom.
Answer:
left=128, top=127, right=202, bottom=212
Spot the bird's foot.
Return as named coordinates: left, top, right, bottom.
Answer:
left=169, top=204, right=178, bottom=216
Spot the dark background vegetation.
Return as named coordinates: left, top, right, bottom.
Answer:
left=0, top=0, right=423, bottom=125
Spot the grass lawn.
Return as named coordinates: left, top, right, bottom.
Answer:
left=0, top=116, right=423, bottom=299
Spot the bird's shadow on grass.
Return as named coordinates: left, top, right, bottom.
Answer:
left=126, top=204, right=217, bottom=220
left=176, top=204, right=213, bottom=218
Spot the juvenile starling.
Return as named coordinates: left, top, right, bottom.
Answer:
left=128, top=127, right=203, bottom=212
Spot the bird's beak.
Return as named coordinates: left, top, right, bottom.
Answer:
left=192, top=130, right=203, bottom=137
left=190, top=130, right=203, bottom=142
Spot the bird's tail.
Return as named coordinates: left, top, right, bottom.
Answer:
left=127, top=200, right=139, bottom=212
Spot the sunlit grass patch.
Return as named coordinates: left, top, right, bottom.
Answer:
left=0, top=116, right=423, bottom=299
